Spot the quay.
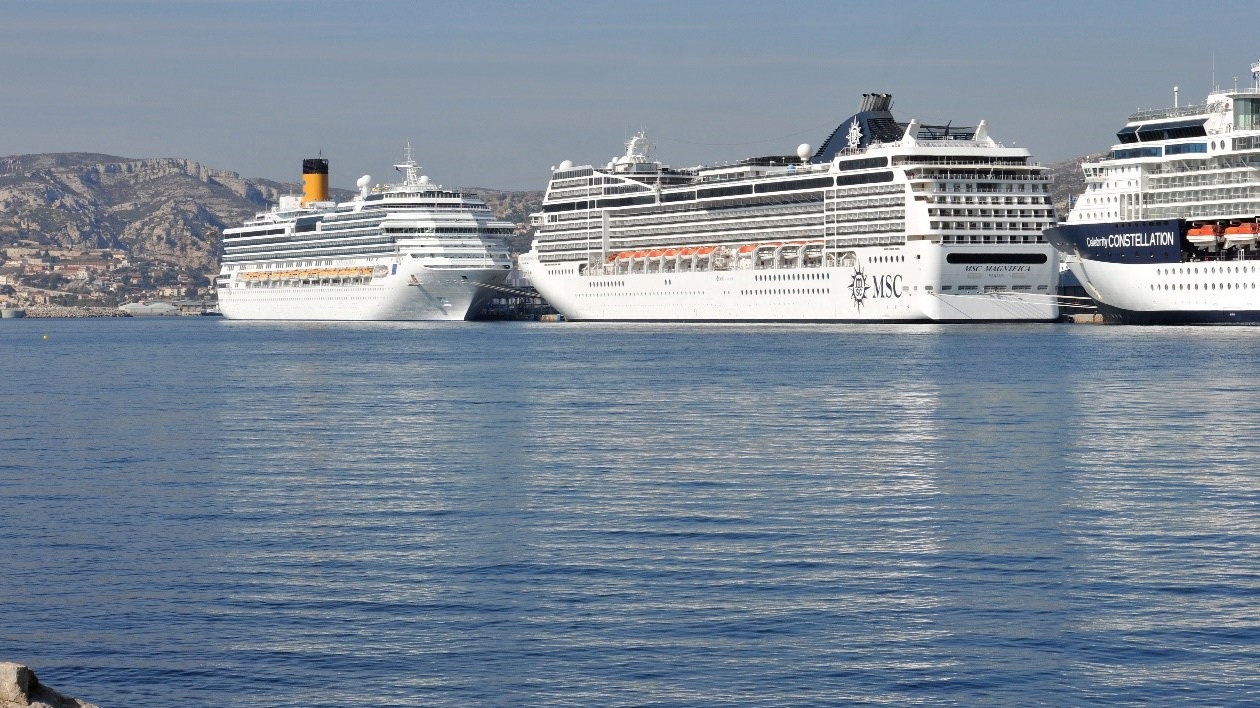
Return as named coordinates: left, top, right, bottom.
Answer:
left=13, top=305, right=129, bottom=318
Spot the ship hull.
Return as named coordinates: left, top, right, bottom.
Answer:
left=1093, top=302, right=1260, bottom=325
left=218, top=259, right=508, bottom=321
left=1048, top=222, right=1260, bottom=325
left=520, top=245, right=1060, bottom=323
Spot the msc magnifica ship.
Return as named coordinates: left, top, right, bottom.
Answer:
left=1047, top=60, right=1260, bottom=324
left=519, top=94, right=1059, bottom=322
left=216, top=148, right=512, bottom=321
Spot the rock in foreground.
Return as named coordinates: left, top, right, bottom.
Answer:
left=1, top=663, right=98, bottom=708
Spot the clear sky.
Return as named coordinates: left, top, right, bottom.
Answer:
left=5, top=0, right=1259, bottom=190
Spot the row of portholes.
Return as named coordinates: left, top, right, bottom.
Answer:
left=589, top=280, right=626, bottom=287
left=1151, top=282, right=1258, bottom=290
left=742, top=289, right=831, bottom=296
left=582, top=291, right=703, bottom=296
left=755, top=272, right=831, bottom=282
left=1157, top=265, right=1258, bottom=276
left=873, top=255, right=904, bottom=263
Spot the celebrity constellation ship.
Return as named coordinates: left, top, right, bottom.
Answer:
left=519, top=94, right=1060, bottom=322
left=216, top=148, right=512, bottom=321
left=1047, top=61, right=1260, bottom=324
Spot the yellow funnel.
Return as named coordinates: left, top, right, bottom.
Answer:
left=301, top=158, right=329, bottom=205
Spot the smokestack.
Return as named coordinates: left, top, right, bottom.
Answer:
left=301, top=158, right=329, bottom=205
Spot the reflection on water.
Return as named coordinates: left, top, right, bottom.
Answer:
left=3, top=319, right=1260, bottom=706
left=1060, top=328, right=1260, bottom=702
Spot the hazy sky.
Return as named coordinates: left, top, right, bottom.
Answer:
left=5, top=1, right=1259, bottom=190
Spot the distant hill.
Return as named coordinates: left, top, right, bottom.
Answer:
left=0, top=150, right=1100, bottom=277
left=464, top=188, right=544, bottom=254
left=1, top=153, right=296, bottom=273
left=1046, top=152, right=1105, bottom=219
left=0, top=153, right=545, bottom=275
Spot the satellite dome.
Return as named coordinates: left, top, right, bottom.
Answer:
left=797, top=143, right=812, bottom=160
left=419, top=175, right=431, bottom=185
left=558, top=159, right=573, bottom=170
left=356, top=175, right=371, bottom=189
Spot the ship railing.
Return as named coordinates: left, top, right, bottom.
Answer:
left=909, top=139, right=996, bottom=149
left=1128, top=104, right=1213, bottom=121
left=920, top=172, right=1049, bottom=182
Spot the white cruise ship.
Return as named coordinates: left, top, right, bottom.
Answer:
left=1047, top=61, right=1260, bottom=324
left=519, top=94, right=1059, bottom=322
left=216, top=148, right=513, bottom=321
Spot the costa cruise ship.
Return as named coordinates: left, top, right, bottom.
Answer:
left=1047, top=61, right=1260, bottom=324
left=216, top=148, right=513, bottom=321
left=518, top=94, right=1059, bottom=322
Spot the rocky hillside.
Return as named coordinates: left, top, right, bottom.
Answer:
left=1, top=149, right=1097, bottom=275
left=1046, top=152, right=1105, bottom=218
left=0, top=153, right=544, bottom=273
left=0, top=153, right=300, bottom=272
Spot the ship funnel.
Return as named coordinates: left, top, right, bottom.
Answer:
left=301, top=157, right=329, bottom=205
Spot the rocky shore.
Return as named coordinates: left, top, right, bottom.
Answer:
left=16, top=305, right=129, bottom=318
left=1, top=663, right=98, bottom=708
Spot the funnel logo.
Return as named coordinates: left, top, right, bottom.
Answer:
left=846, top=119, right=863, bottom=150
left=849, top=264, right=871, bottom=308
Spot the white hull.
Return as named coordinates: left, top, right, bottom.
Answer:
left=522, top=244, right=1059, bottom=322
left=219, top=259, right=507, bottom=321
left=1065, top=257, right=1260, bottom=323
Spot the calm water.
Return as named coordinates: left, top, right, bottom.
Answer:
left=3, top=318, right=1260, bottom=706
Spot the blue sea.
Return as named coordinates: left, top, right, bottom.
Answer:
left=3, top=318, right=1260, bottom=706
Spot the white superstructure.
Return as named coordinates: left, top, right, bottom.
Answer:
left=216, top=147, right=513, bottom=321
left=1047, top=60, right=1260, bottom=324
left=520, top=94, right=1059, bottom=322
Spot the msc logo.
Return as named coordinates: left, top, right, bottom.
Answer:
left=849, top=263, right=903, bottom=308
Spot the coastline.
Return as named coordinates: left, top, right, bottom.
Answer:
left=8, top=305, right=130, bottom=318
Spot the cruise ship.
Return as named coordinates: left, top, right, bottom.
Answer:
left=1047, top=61, right=1260, bottom=324
left=216, top=148, right=513, bottom=321
left=518, top=94, right=1060, bottom=322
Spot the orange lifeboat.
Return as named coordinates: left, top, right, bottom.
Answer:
left=737, top=244, right=759, bottom=254
left=1224, top=223, right=1260, bottom=235
left=695, top=246, right=718, bottom=256
left=632, top=250, right=648, bottom=258
left=1187, top=224, right=1223, bottom=247
left=678, top=248, right=698, bottom=257
left=647, top=249, right=666, bottom=257
left=663, top=249, right=680, bottom=257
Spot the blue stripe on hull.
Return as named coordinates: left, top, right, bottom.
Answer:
left=1096, top=302, right=1260, bottom=325
left=1047, top=220, right=1184, bottom=264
